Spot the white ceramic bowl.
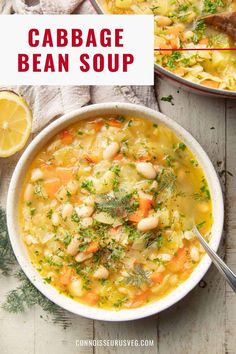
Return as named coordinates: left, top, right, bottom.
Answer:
left=7, top=102, right=224, bottom=321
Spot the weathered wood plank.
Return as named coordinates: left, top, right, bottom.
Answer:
left=156, top=79, right=226, bottom=354
left=225, top=99, right=236, bottom=354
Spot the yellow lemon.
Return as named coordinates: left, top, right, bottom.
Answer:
left=0, top=91, right=32, bottom=157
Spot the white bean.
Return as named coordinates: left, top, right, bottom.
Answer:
left=62, top=204, right=73, bottom=219
left=103, top=142, right=120, bottom=160
left=68, top=278, right=84, bottom=297
left=136, top=162, right=157, bottom=179
left=24, top=184, right=34, bottom=202
left=75, top=252, right=92, bottom=263
left=67, top=236, right=80, bottom=256
left=31, top=168, right=44, bottom=182
left=75, top=205, right=94, bottom=218
left=93, top=265, right=109, bottom=279
left=80, top=217, right=93, bottom=228
left=184, top=30, right=194, bottom=40
left=184, top=230, right=194, bottom=240
left=25, top=234, right=37, bottom=245
left=51, top=212, right=60, bottom=226
left=190, top=246, right=200, bottom=262
left=137, top=216, right=159, bottom=232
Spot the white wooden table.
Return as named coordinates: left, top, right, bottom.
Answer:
left=0, top=78, right=235, bottom=354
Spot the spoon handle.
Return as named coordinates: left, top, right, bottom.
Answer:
left=193, top=227, right=236, bottom=293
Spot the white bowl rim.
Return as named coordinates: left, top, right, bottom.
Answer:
left=7, top=102, right=224, bottom=322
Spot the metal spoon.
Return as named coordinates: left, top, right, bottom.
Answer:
left=193, top=226, right=236, bottom=292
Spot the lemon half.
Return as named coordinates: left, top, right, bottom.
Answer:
left=0, top=91, right=32, bottom=157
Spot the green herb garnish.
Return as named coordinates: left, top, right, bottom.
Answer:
left=126, top=265, right=150, bottom=288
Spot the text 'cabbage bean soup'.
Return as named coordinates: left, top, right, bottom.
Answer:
left=20, top=116, right=212, bottom=310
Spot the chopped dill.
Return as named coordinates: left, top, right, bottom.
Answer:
left=125, top=265, right=150, bottom=288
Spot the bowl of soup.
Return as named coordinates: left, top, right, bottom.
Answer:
left=91, top=0, right=236, bottom=98
left=7, top=102, right=224, bottom=321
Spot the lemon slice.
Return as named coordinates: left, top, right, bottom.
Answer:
left=0, top=91, right=32, bottom=157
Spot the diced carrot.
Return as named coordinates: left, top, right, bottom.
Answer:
left=128, top=196, right=153, bottom=222
left=166, top=27, right=181, bottom=35
left=60, top=267, right=73, bottom=286
left=160, top=44, right=173, bottom=55
left=83, top=154, right=99, bottom=164
left=131, top=290, right=150, bottom=308
left=168, top=247, right=188, bottom=273
left=113, top=153, right=123, bottom=160
left=173, top=67, right=186, bottom=77
left=201, top=80, right=219, bottom=89
left=139, top=197, right=153, bottom=217
left=44, top=179, right=62, bottom=199
left=199, top=38, right=209, bottom=45
left=170, top=37, right=179, bottom=49
left=138, top=155, right=151, bottom=161
left=40, top=164, right=55, bottom=179
left=60, top=130, right=73, bottom=145
left=83, top=292, right=99, bottom=305
left=108, top=119, right=122, bottom=128
left=56, top=168, right=73, bottom=185
left=198, top=225, right=208, bottom=235
left=40, top=163, right=54, bottom=171
left=150, top=271, right=164, bottom=284
left=84, top=241, right=99, bottom=254
left=90, top=119, right=104, bottom=132
left=128, top=210, right=143, bottom=223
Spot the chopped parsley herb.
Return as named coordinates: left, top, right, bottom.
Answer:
left=47, top=209, right=53, bottom=219
left=71, top=211, right=80, bottom=223
left=44, top=277, right=52, bottom=284
left=178, top=4, right=189, bottom=12
left=34, top=185, right=45, bottom=198
left=112, top=178, right=120, bottom=192
left=117, top=115, right=126, bottom=122
left=161, top=94, right=174, bottom=105
left=113, top=297, right=128, bottom=308
left=193, top=178, right=211, bottom=201
left=66, top=190, right=72, bottom=199
left=192, top=20, right=206, bottom=44
left=63, top=234, right=72, bottom=246
left=203, top=0, right=224, bottom=14
left=165, top=155, right=175, bottom=167
left=30, top=208, right=36, bottom=216
left=110, top=164, right=121, bottom=176
left=174, top=142, right=186, bottom=151
left=81, top=179, right=95, bottom=194
left=166, top=52, right=181, bottom=69
left=196, top=221, right=206, bottom=229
